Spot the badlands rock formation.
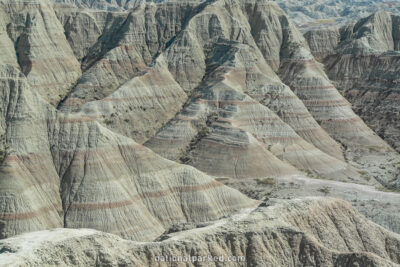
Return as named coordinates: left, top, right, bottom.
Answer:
left=228, top=174, right=400, bottom=235
left=272, top=0, right=400, bottom=31
left=1, top=198, right=400, bottom=266
left=1, top=0, right=82, bottom=105
left=0, top=63, right=256, bottom=241
left=51, top=0, right=400, bottom=27
left=305, top=11, right=400, bottom=161
left=52, top=0, right=145, bottom=11
left=0, top=0, right=399, bottom=266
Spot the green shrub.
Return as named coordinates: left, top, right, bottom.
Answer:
left=198, top=127, right=210, bottom=138
left=318, top=186, right=330, bottom=195
left=377, top=186, right=400, bottom=193
left=0, top=149, right=6, bottom=163
left=179, top=156, right=191, bottom=164
left=256, top=178, right=276, bottom=185
left=104, top=119, right=113, bottom=125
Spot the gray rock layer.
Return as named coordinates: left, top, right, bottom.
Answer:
left=1, top=198, right=399, bottom=266
left=0, top=64, right=256, bottom=241
left=305, top=11, right=400, bottom=188
left=0, top=1, right=399, bottom=263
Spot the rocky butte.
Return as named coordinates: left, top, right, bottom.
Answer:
left=0, top=0, right=399, bottom=266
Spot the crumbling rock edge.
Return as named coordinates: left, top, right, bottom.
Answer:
left=0, top=197, right=399, bottom=266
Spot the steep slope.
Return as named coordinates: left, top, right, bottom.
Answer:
left=325, top=12, right=399, bottom=151
left=54, top=6, right=128, bottom=62
left=146, top=41, right=358, bottom=181
left=0, top=64, right=256, bottom=240
left=57, top=1, right=197, bottom=112
left=55, top=0, right=367, bottom=182
left=304, top=26, right=340, bottom=60
left=52, top=0, right=144, bottom=11
left=0, top=0, right=399, bottom=257
left=305, top=11, right=400, bottom=188
left=242, top=3, right=399, bottom=188
left=1, top=0, right=82, bottom=105
left=272, top=0, right=400, bottom=32
left=0, top=65, right=64, bottom=238
left=1, top=198, right=400, bottom=266
left=76, top=55, right=189, bottom=144
left=225, top=174, right=400, bottom=234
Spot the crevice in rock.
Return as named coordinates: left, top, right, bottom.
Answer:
left=178, top=112, right=218, bottom=164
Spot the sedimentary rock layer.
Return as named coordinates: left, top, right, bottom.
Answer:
left=270, top=0, right=400, bottom=32
left=57, top=1, right=198, bottom=111
left=305, top=11, right=400, bottom=188
left=0, top=0, right=399, bottom=246
left=141, top=0, right=363, bottom=182
left=0, top=64, right=256, bottom=240
left=1, top=198, right=399, bottom=266
left=1, top=0, right=82, bottom=105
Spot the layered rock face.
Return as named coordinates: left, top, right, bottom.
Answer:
left=271, top=0, right=400, bottom=32
left=305, top=11, right=400, bottom=168
left=52, top=0, right=145, bottom=11
left=1, top=198, right=400, bottom=266
left=227, top=174, right=400, bottom=234
left=0, top=65, right=63, bottom=239
left=0, top=63, right=256, bottom=241
left=57, top=1, right=198, bottom=113
left=0, top=0, right=399, bottom=265
left=0, top=0, right=82, bottom=105
left=54, top=0, right=372, bottom=183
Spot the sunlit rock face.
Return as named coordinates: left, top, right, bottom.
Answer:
left=1, top=198, right=400, bottom=266
left=1, top=0, right=82, bottom=105
left=0, top=1, right=399, bottom=266
left=305, top=11, right=400, bottom=172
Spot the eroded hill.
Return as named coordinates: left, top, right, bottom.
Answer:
left=0, top=0, right=399, bottom=266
